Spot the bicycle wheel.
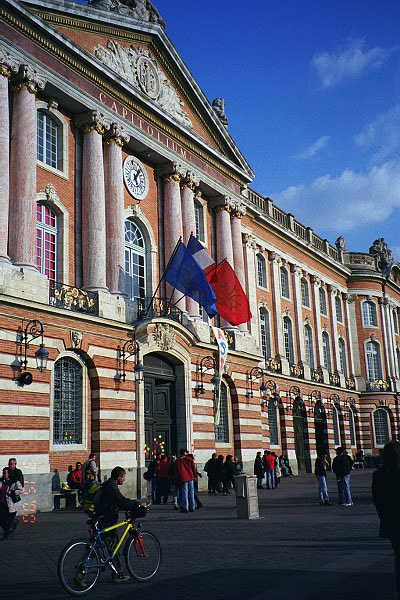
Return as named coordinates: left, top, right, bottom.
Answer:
left=125, top=530, right=161, bottom=582
left=58, top=538, right=101, bottom=596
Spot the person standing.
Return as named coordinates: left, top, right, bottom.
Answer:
left=315, top=452, right=332, bottom=506
left=204, top=453, right=218, bottom=494
left=254, top=451, right=264, bottom=489
left=372, top=440, right=400, bottom=600
left=168, top=455, right=179, bottom=510
left=215, top=455, right=226, bottom=495
left=83, top=453, right=99, bottom=482
left=175, top=449, right=196, bottom=513
left=155, top=454, right=169, bottom=504
left=224, top=455, right=235, bottom=493
left=8, top=458, right=24, bottom=486
left=332, top=447, right=353, bottom=506
left=148, top=452, right=160, bottom=504
left=264, top=450, right=276, bottom=490
left=0, top=467, right=23, bottom=540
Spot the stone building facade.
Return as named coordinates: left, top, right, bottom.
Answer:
left=0, top=0, right=399, bottom=510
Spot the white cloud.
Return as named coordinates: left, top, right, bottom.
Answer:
left=296, top=136, right=330, bottom=159
left=275, top=159, right=400, bottom=232
left=311, top=39, right=391, bottom=89
left=355, top=104, right=400, bottom=162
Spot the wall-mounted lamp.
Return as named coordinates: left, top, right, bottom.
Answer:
left=16, top=319, right=49, bottom=385
left=328, top=393, right=340, bottom=405
left=116, top=337, right=144, bottom=383
left=284, top=385, right=301, bottom=410
left=195, top=356, right=219, bottom=397
left=245, top=366, right=272, bottom=403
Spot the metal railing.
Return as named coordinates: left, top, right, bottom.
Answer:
left=49, top=281, right=98, bottom=315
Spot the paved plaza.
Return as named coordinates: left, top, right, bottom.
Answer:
left=0, top=469, right=396, bottom=599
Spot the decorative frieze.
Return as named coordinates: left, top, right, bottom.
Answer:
left=94, top=41, right=192, bottom=128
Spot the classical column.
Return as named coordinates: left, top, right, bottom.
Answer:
left=291, top=265, right=306, bottom=367
left=181, top=171, right=199, bottom=316
left=210, top=196, right=234, bottom=328
left=378, top=297, right=392, bottom=377
left=342, top=293, right=356, bottom=379
left=244, top=233, right=258, bottom=336
left=76, top=110, right=110, bottom=291
left=268, top=252, right=286, bottom=362
left=9, top=65, right=46, bottom=268
left=231, top=201, right=248, bottom=331
left=310, top=275, right=324, bottom=370
left=389, top=304, right=399, bottom=379
left=0, top=51, right=19, bottom=262
left=327, top=285, right=340, bottom=373
left=158, top=162, right=186, bottom=311
left=104, top=123, right=130, bottom=294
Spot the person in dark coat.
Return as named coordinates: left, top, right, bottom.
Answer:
left=254, top=451, right=264, bottom=489
left=204, top=453, right=218, bottom=494
left=223, top=455, right=235, bottom=493
left=215, top=455, right=225, bottom=494
left=372, top=440, right=400, bottom=600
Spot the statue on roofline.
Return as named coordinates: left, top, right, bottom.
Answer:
left=90, top=0, right=166, bottom=28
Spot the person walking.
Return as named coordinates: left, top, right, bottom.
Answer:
left=224, top=455, right=235, bottom=493
left=8, top=458, right=24, bottom=486
left=372, top=440, right=400, bottom=600
left=254, top=451, right=264, bottom=489
left=315, top=452, right=332, bottom=506
left=273, top=452, right=281, bottom=486
left=204, top=453, right=218, bottom=494
left=332, top=447, right=353, bottom=506
left=175, top=449, right=196, bottom=512
left=0, top=466, right=23, bottom=540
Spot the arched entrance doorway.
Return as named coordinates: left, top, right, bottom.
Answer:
left=314, top=400, right=329, bottom=457
left=143, top=353, right=186, bottom=462
left=293, top=397, right=312, bottom=473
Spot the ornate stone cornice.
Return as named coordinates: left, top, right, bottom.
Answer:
left=75, top=109, right=111, bottom=135
left=156, top=162, right=187, bottom=183
left=104, top=122, right=130, bottom=147
left=0, top=47, right=20, bottom=78
left=11, top=64, right=46, bottom=94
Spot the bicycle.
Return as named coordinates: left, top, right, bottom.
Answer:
left=57, top=505, right=161, bottom=596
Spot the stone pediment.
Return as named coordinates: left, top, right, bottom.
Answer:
left=90, top=0, right=165, bottom=28
left=94, top=40, right=193, bottom=129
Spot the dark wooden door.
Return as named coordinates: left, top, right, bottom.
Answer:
left=144, top=377, right=175, bottom=461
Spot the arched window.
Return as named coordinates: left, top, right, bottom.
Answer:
left=215, top=381, right=229, bottom=443
left=366, top=340, right=382, bottom=381
left=304, top=325, right=315, bottom=369
left=338, top=338, right=347, bottom=377
left=257, top=254, right=267, bottom=288
left=362, top=300, right=378, bottom=326
left=322, top=331, right=332, bottom=372
left=374, top=408, right=390, bottom=446
left=268, top=399, right=279, bottom=446
left=332, top=405, right=340, bottom=446
left=125, top=219, right=146, bottom=301
left=53, top=357, right=83, bottom=445
left=36, top=203, right=57, bottom=281
left=301, top=278, right=310, bottom=307
left=349, top=409, right=356, bottom=447
left=194, top=200, right=205, bottom=242
left=280, top=267, right=289, bottom=298
left=283, top=316, right=294, bottom=364
left=37, top=110, right=63, bottom=171
left=259, top=308, right=272, bottom=360
left=319, top=287, right=327, bottom=315
left=335, top=296, right=343, bottom=322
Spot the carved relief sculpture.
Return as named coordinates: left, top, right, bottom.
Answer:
left=90, top=0, right=166, bottom=28
left=153, top=323, right=175, bottom=351
left=94, top=41, right=193, bottom=128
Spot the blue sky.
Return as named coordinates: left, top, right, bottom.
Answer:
left=77, top=1, right=400, bottom=256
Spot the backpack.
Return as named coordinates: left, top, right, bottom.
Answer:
left=82, top=481, right=102, bottom=517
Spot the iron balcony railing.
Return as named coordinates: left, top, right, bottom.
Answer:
left=49, top=281, right=98, bottom=315
left=135, top=297, right=184, bottom=324
left=366, top=379, right=391, bottom=392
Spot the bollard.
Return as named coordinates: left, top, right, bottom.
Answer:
left=234, top=474, right=259, bottom=519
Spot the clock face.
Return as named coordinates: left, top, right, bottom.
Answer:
left=123, top=156, right=149, bottom=201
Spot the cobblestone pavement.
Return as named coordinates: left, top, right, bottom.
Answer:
left=0, top=469, right=395, bottom=599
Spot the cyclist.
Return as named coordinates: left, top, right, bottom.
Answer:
left=92, top=466, right=142, bottom=585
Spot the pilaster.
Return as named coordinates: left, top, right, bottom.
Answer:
left=244, top=233, right=258, bottom=336
left=230, top=201, right=247, bottom=331
left=181, top=171, right=200, bottom=317
left=291, top=264, right=306, bottom=365
left=310, top=275, right=324, bottom=372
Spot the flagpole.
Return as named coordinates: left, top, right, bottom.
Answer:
left=140, top=238, right=182, bottom=319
